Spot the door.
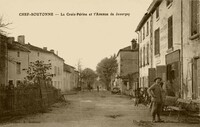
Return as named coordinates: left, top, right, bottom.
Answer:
left=197, top=59, right=200, bottom=98
left=148, top=68, right=156, bottom=87
left=156, top=65, right=167, bottom=82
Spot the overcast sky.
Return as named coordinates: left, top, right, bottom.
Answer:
left=0, top=0, right=152, bottom=70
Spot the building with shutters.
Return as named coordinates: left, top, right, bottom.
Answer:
left=136, top=0, right=200, bottom=100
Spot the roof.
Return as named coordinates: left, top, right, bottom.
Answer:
left=64, top=63, right=75, bottom=72
left=135, top=0, right=162, bottom=32
left=117, top=45, right=139, bottom=56
left=24, top=43, right=64, bottom=61
left=8, top=41, right=30, bottom=52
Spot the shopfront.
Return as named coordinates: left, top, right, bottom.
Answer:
left=166, top=50, right=181, bottom=97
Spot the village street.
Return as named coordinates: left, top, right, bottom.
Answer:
left=1, top=91, right=199, bottom=127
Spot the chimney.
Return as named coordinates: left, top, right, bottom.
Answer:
left=18, top=35, right=25, bottom=44
left=43, top=47, right=47, bottom=50
left=50, top=49, right=54, bottom=53
left=8, top=37, right=15, bottom=44
left=131, top=39, right=137, bottom=50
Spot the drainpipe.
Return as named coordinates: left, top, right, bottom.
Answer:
left=149, top=13, right=153, bottom=68
left=136, top=31, right=140, bottom=89
left=180, top=0, right=184, bottom=99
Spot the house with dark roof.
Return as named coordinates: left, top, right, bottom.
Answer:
left=113, top=39, right=139, bottom=95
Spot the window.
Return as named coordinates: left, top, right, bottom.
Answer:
left=191, top=0, right=199, bottom=36
left=143, top=46, right=145, bottom=66
left=37, top=52, right=40, bottom=57
left=156, top=7, right=159, bottom=18
left=17, top=51, right=20, bottom=57
left=54, top=66, right=57, bottom=75
left=154, top=28, right=160, bottom=55
left=146, top=21, right=149, bottom=36
left=16, top=80, right=21, bottom=86
left=147, top=43, right=149, bottom=65
left=9, top=80, right=14, bottom=86
left=58, top=67, right=60, bottom=75
left=139, top=48, right=142, bottom=67
left=143, top=27, right=145, bottom=40
left=16, top=62, right=21, bottom=74
left=166, top=0, right=173, bottom=6
left=168, top=16, right=173, bottom=49
left=140, top=30, right=142, bottom=43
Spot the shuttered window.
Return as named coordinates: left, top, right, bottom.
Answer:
left=191, top=0, right=199, bottom=36
left=168, top=16, right=173, bottom=49
left=156, top=7, right=159, bottom=18
left=147, top=43, right=149, bottom=65
left=143, top=27, right=145, bottom=40
left=143, top=46, right=145, bottom=66
left=154, top=28, right=160, bottom=55
left=146, top=21, right=149, bottom=36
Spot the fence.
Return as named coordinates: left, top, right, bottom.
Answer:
left=0, top=83, right=60, bottom=117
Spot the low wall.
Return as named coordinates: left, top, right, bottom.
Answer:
left=0, top=83, right=60, bottom=116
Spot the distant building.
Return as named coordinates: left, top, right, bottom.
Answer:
left=0, top=34, right=8, bottom=86
left=115, top=39, right=139, bottom=93
left=135, top=0, right=200, bottom=100
left=63, top=64, right=79, bottom=92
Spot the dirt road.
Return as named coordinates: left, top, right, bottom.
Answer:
left=1, top=91, right=199, bottom=127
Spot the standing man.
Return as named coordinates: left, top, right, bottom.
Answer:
left=147, top=77, right=164, bottom=123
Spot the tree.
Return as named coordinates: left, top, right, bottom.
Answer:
left=75, top=59, right=82, bottom=87
left=81, top=68, right=97, bottom=90
left=96, top=54, right=118, bottom=90
left=24, top=60, right=53, bottom=85
left=0, top=16, right=12, bottom=35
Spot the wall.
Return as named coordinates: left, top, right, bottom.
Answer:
left=28, top=50, right=64, bottom=90
left=182, top=0, right=200, bottom=99
left=0, top=35, right=8, bottom=86
left=8, top=50, right=29, bottom=86
left=120, top=51, right=138, bottom=76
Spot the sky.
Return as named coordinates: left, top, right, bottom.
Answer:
left=0, top=0, right=152, bottom=70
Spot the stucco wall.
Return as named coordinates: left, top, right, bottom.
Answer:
left=8, top=50, right=29, bottom=86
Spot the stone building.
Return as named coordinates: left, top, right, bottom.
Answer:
left=115, top=39, right=139, bottom=93
left=135, top=0, right=200, bottom=100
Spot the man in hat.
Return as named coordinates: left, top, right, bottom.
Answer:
left=147, top=77, right=164, bottom=123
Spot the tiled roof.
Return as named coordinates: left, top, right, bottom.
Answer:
left=135, top=0, right=162, bottom=32
left=7, top=41, right=30, bottom=52
left=64, top=63, right=75, bottom=72
left=24, top=43, right=64, bottom=61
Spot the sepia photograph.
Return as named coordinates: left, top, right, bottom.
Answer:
left=0, top=0, right=200, bottom=126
